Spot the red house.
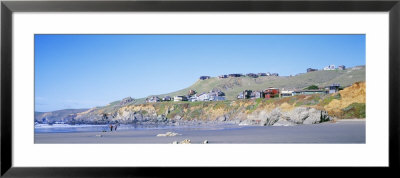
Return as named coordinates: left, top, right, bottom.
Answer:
left=264, top=88, right=280, bottom=99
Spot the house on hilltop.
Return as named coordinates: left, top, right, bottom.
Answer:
left=307, top=68, right=318, bottom=73
left=258, top=73, right=267, bottom=76
left=218, top=75, right=228, bottom=78
left=228, top=73, right=243, bottom=77
left=338, top=65, right=346, bottom=70
left=199, top=76, right=211, bottom=80
left=323, top=65, right=336, bottom=70
left=246, top=73, right=259, bottom=78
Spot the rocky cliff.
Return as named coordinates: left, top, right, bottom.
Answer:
left=36, top=82, right=366, bottom=126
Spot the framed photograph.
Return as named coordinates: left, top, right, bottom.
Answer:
left=1, top=0, right=399, bottom=177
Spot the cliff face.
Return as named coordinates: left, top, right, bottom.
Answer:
left=36, top=82, right=366, bottom=126
left=323, top=81, right=366, bottom=118
left=71, top=98, right=332, bottom=126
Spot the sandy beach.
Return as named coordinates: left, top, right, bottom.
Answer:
left=34, top=119, right=365, bottom=144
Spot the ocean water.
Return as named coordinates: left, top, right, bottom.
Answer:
left=34, top=123, right=241, bottom=133
left=34, top=124, right=110, bottom=133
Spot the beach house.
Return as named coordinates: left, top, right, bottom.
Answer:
left=328, top=84, right=341, bottom=93
left=264, top=88, right=280, bottom=99
left=162, top=96, right=172, bottom=101
left=280, top=90, right=294, bottom=97
left=292, top=90, right=327, bottom=96
left=146, top=96, right=160, bottom=103
left=173, top=96, right=188, bottom=102
left=237, top=90, right=252, bottom=99
left=250, top=91, right=264, bottom=99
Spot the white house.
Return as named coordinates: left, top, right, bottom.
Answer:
left=323, top=65, right=336, bottom=70
left=173, top=96, right=188, bottom=102
left=209, top=95, right=226, bottom=101
left=280, top=90, right=294, bottom=97
left=197, top=93, right=210, bottom=101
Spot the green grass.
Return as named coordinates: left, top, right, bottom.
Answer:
left=293, top=94, right=322, bottom=106
left=189, top=101, right=204, bottom=107
left=213, top=101, right=231, bottom=110
left=189, top=109, right=202, bottom=119
left=155, top=103, right=167, bottom=115
left=342, top=103, right=366, bottom=118
left=320, top=93, right=341, bottom=106
left=245, top=99, right=263, bottom=113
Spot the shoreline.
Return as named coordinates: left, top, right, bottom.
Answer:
left=34, top=120, right=365, bottom=144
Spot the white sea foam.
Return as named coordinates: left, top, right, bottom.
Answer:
left=34, top=124, right=107, bottom=128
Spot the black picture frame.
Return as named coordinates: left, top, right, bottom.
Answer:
left=1, top=0, right=399, bottom=177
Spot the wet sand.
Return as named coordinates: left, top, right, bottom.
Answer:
left=34, top=120, right=365, bottom=144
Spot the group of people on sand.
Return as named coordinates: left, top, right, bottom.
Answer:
left=108, top=123, right=120, bottom=132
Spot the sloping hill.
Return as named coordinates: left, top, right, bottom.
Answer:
left=88, top=65, right=365, bottom=112
left=35, top=109, right=89, bottom=123
left=143, top=65, right=364, bottom=100
left=72, top=81, right=367, bottom=125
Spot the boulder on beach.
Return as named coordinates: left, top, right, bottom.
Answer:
left=179, top=139, right=191, bottom=144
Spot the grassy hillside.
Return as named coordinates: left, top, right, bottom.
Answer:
left=103, top=65, right=365, bottom=109
left=35, top=66, right=366, bottom=123
left=88, top=81, right=367, bottom=124
left=39, top=81, right=366, bottom=123
left=35, top=109, right=88, bottom=123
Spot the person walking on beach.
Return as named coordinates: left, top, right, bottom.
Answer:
left=109, top=124, right=113, bottom=132
left=114, top=124, right=118, bottom=131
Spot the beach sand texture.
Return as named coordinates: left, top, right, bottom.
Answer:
left=34, top=120, right=365, bottom=144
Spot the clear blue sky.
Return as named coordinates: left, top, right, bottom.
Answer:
left=35, top=34, right=365, bottom=112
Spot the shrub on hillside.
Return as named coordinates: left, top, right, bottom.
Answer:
left=342, top=103, right=366, bottom=118
left=304, top=85, right=319, bottom=90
